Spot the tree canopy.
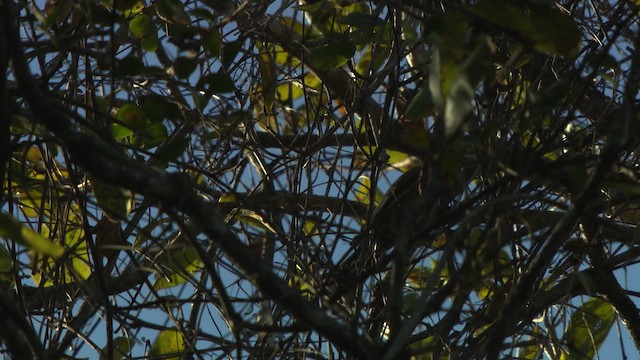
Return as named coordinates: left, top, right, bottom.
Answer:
left=1, top=0, right=640, bottom=359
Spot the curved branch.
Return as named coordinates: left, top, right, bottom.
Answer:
left=0, top=291, right=46, bottom=359
left=264, top=17, right=428, bottom=156
left=0, top=3, right=379, bottom=359
left=585, top=230, right=640, bottom=350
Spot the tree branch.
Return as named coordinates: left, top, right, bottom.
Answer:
left=0, top=3, right=378, bottom=359
left=582, top=222, right=640, bottom=351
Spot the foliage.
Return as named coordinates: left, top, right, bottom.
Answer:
left=1, top=0, right=640, bottom=359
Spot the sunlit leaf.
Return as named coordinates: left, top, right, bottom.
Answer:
left=406, top=266, right=432, bottom=288
left=288, top=264, right=314, bottom=297
left=88, top=176, right=133, bottom=221
left=154, top=236, right=202, bottom=290
left=257, top=45, right=277, bottom=109
left=385, top=150, right=412, bottom=168
left=353, top=176, right=383, bottom=206
left=355, top=44, right=390, bottom=76
left=66, top=226, right=91, bottom=280
left=354, top=175, right=372, bottom=205
left=267, top=43, right=295, bottom=65
left=148, top=329, right=185, bottom=359
left=562, top=298, right=616, bottom=360
left=16, top=188, right=42, bottom=218
left=303, top=220, right=319, bottom=237
left=0, top=213, right=64, bottom=258
left=226, top=209, right=277, bottom=234
left=276, top=82, right=304, bottom=103
left=519, top=325, right=543, bottom=359
left=111, top=124, right=133, bottom=139
left=408, top=334, right=439, bottom=356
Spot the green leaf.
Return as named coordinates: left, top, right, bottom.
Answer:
left=303, top=220, right=320, bottom=237
left=307, top=40, right=355, bottom=70
left=148, top=329, right=185, bottom=359
left=111, top=124, right=133, bottom=140
left=353, top=176, right=383, bottom=206
left=355, top=45, right=388, bottom=77
left=466, top=0, right=581, bottom=58
left=0, top=246, right=13, bottom=290
left=426, top=11, right=473, bottom=97
left=0, top=246, right=11, bottom=273
left=405, top=87, right=434, bottom=122
left=88, top=176, right=133, bottom=221
left=279, top=17, right=323, bottom=40
left=137, top=122, right=169, bottom=149
left=116, top=103, right=148, bottom=126
left=576, top=272, right=599, bottom=297
left=139, top=95, right=180, bottom=122
left=227, top=209, right=277, bottom=234
left=154, top=236, right=202, bottom=290
left=0, top=213, right=64, bottom=258
left=155, top=0, right=191, bottom=25
left=562, top=298, right=616, bottom=360
left=129, top=14, right=158, bottom=52
left=256, top=45, right=277, bottom=109
left=444, top=36, right=494, bottom=137
left=518, top=326, right=543, bottom=359
left=276, top=82, right=304, bottom=103
left=428, top=46, right=444, bottom=113
left=61, top=223, right=91, bottom=281
left=354, top=176, right=372, bottom=205
left=288, top=265, right=314, bottom=296
left=115, top=103, right=169, bottom=148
